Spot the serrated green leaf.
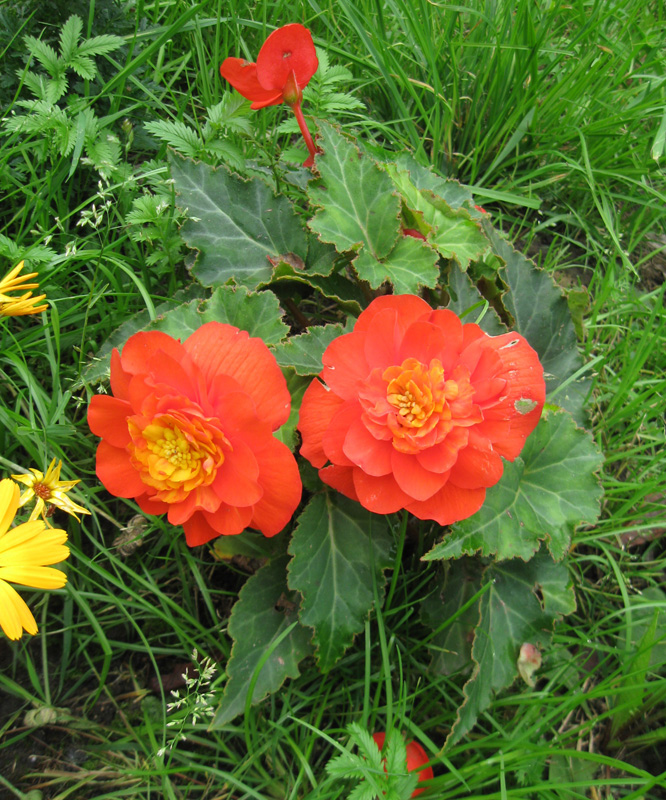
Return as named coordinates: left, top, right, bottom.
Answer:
left=308, top=121, right=401, bottom=260
left=212, top=529, right=285, bottom=561
left=488, top=227, right=590, bottom=423
left=171, top=155, right=309, bottom=288
left=68, top=54, right=97, bottom=80
left=273, top=323, right=344, bottom=375
left=423, top=411, right=603, bottom=563
left=420, top=558, right=484, bottom=675
left=392, top=153, right=473, bottom=209
left=212, top=556, right=313, bottom=727
left=24, top=36, right=61, bottom=77
left=268, top=262, right=364, bottom=312
left=354, top=234, right=439, bottom=293
left=445, top=264, right=506, bottom=336
left=59, top=15, right=82, bottom=62
left=145, top=120, right=202, bottom=158
left=288, top=493, right=394, bottom=670
left=75, top=34, right=124, bottom=58
left=447, top=551, right=576, bottom=745
left=386, top=162, right=489, bottom=268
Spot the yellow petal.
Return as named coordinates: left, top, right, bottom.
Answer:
left=0, top=543, right=70, bottom=568
left=0, top=579, right=37, bottom=639
left=0, top=480, right=20, bottom=537
left=0, top=520, right=57, bottom=554
left=0, top=565, right=67, bottom=589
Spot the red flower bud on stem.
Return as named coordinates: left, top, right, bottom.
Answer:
left=220, top=24, right=319, bottom=167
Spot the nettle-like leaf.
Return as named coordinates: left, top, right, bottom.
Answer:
left=171, top=154, right=309, bottom=288
left=273, top=323, right=345, bottom=375
left=487, top=226, right=591, bottom=423
left=145, top=120, right=203, bottom=159
left=385, top=162, right=490, bottom=269
left=443, top=550, right=576, bottom=746
left=288, top=493, right=394, bottom=671
left=423, top=410, right=603, bottom=563
left=212, top=556, right=313, bottom=727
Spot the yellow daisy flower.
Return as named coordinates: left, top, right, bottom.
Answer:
left=0, top=479, right=69, bottom=641
left=12, top=459, right=91, bottom=523
left=0, top=261, right=48, bottom=317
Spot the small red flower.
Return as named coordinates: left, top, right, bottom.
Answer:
left=88, top=324, right=302, bottom=546
left=372, top=732, right=434, bottom=797
left=220, top=24, right=319, bottom=166
left=297, top=295, right=545, bottom=525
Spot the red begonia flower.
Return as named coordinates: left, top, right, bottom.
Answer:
left=220, top=24, right=318, bottom=109
left=220, top=24, right=319, bottom=164
left=372, top=732, right=434, bottom=796
left=88, top=323, right=301, bottom=546
left=297, top=295, right=545, bottom=526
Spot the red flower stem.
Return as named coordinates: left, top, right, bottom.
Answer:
left=289, top=101, right=317, bottom=165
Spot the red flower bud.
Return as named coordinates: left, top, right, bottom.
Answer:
left=372, top=732, right=434, bottom=796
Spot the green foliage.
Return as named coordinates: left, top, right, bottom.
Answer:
left=288, top=493, right=394, bottom=670
left=3, top=14, right=123, bottom=178
left=423, top=411, right=604, bottom=563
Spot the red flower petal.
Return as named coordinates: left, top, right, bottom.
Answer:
left=110, top=348, right=132, bottom=399
left=448, top=442, right=504, bottom=489
left=391, top=450, right=447, bottom=500
left=88, top=395, right=132, bottom=448
left=319, top=464, right=359, bottom=501
left=120, top=330, right=186, bottom=376
left=249, top=436, right=302, bottom=536
left=255, top=24, right=318, bottom=92
left=212, top=439, right=262, bottom=507
left=398, top=320, right=447, bottom=366
left=353, top=470, right=413, bottom=515
left=407, top=482, right=486, bottom=526
left=343, top=417, right=393, bottom=476
left=184, top=322, right=291, bottom=430
left=321, top=331, right=370, bottom=400
left=355, top=294, right=431, bottom=334
left=322, top=403, right=359, bottom=467
left=219, top=57, right=284, bottom=108
left=415, top=427, right=470, bottom=473
left=95, top=441, right=146, bottom=498
left=297, top=378, right=345, bottom=468
left=185, top=506, right=253, bottom=546
left=363, top=308, right=403, bottom=371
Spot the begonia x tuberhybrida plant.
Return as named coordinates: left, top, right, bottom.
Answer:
left=298, top=294, right=545, bottom=526
left=220, top=23, right=319, bottom=166
left=88, top=323, right=302, bottom=546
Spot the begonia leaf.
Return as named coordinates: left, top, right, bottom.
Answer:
left=392, top=152, right=474, bottom=209
left=308, top=121, right=401, bottom=262
left=422, top=410, right=603, bottom=563
left=353, top=233, right=440, bottom=294
left=287, top=493, right=394, bottom=671
left=420, top=558, right=485, bottom=676
left=445, top=550, right=576, bottom=746
left=273, top=323, right=345, bottom=375
left=212, top=555, right=313, bottom=727
left=386, top=163, right=490, bottom=269
left=171, top=154, right=308, bottom=289
left=445, top=264, right=506, bottom=336
left=488, top=227, right=591, bottom=423
left=267, top=261, right=364, bottom=312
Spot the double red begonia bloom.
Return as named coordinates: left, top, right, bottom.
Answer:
left=88, top=324, right=301, bottom=546
left=220, top=23, right=319, bottom=166
left=298, top=295, right=545, bottom=526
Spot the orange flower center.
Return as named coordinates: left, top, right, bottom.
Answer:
left=33, top=483, right=52, bottom=500
left=360, top=357, right=483, bottom=455
left=385, top=358, right=459, bottom=429
left=128, top=412, right=230, bottom=503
